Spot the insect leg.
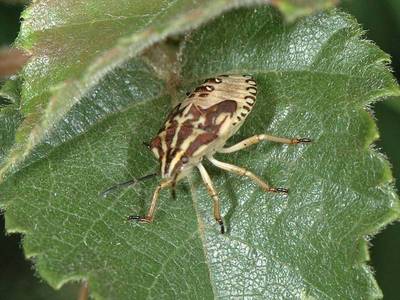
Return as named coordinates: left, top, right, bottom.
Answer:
left=218, top=134, right=311, bottom=153
left=197, top=163, right=225, bottom=234
left=208, top=156, right=288, bottom=194
left=128, top=180, right=171, bottom=223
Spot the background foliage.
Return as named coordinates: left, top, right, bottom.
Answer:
left=0, top=0, right=399, bottom=299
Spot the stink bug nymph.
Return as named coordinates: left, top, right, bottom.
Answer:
left=105, top=75, right=310, bottom=234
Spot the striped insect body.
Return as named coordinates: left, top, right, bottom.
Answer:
left=124, top=74, right=311, bottom=234
left=150, top=75, right=257, bottom=182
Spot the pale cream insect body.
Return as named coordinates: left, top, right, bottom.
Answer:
left=124, top=75, right=310, bottom=234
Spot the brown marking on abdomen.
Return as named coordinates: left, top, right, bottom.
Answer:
left=199, top=100, right=237, bottom=129
left=177, top=100, right=238, bottom=161
left=184, top=132, right=218, bottom=157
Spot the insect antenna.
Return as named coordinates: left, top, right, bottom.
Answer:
left=101, top=173, right=157, bottom=198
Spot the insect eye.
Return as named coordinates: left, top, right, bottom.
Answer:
left=181, top=156, right=189, bottom=164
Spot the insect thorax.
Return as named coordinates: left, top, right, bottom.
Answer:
left=150, top=75, right=257, bottom=180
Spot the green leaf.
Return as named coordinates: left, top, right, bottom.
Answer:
left=1, top=6, right=399, bottom=300
left=180, top=7, right=400, bottom=298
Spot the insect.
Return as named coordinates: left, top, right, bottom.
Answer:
left=105, top=75, right=310, bottom=234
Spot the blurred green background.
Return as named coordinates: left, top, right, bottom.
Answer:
left=0, top=0, right=399, bottom=299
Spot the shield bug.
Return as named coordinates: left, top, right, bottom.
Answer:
left=105, top=75, right=310, bottom=234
